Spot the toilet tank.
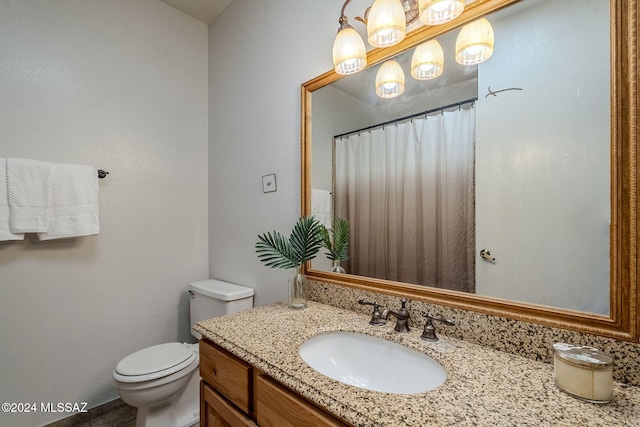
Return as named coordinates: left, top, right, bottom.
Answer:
left=188, top=279, right=254, bottom=339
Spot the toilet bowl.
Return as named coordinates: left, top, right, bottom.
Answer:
left=113, top=280, right=254, bottom=427
left=113, top=343, right=200, bottom=427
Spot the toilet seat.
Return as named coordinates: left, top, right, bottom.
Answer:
left=113, top=342, right=197, bottom=383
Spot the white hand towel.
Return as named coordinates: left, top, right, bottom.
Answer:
left=37, top=162, right=99, bottom=241
left=7, top=157, right=51, bottom=233
left=311, top=188, right=333, bottom=229
left=0, top=158, right=25, bottom=241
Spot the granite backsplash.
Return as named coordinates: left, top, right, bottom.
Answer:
left=307, top=280, right=640, bottom=386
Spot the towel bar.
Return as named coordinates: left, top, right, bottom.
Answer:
left=98, top=170, right=109, bottom=179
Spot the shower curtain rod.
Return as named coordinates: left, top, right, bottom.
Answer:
left=334, top=97, right=478, bottom=140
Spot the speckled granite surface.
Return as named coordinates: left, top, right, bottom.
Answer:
left=307, top=281, right=640, bottom=387
left=194, top=302, right=640, bottom=427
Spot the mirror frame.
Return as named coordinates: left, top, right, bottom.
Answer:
left=301, top=0, right=638, bottom=342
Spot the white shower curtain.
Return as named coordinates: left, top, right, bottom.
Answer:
left=335, top=107, right=475, bottom=292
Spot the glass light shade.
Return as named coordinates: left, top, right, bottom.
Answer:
left=367, top=0, right=406, bottom=48
left=455, top=18, right=495, bottom=65
left=411, top=39, right=444, bottom=80
left=418, top=0, right=465, bottom=25
left=375, top=60, right=405, bottom=98
left=333, top=26, right=368, bottom=75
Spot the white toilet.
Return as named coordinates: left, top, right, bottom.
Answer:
left=112, top=279, right=254, bottom=427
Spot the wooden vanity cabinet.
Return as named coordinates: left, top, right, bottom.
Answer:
left=199, top=338, right=252, bottom=414
left=199, top=339, right=256, bottom=427
left=199, top=339, right=351, bottom=427
left=254, top=374, right=350, bottom=427
left=201, top=382, right=258, bottom=427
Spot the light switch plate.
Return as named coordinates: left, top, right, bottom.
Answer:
left=262, top=174, right=277, bottom=193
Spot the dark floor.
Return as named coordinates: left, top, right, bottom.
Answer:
left=42, top=399, right=199, bottom=427
left=42, top=399, right=136, bottom=427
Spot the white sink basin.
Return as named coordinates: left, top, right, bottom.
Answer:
left=299, top=332, right=446, bottom=394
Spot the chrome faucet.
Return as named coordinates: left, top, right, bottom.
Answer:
left=381, top=298, right=411, bottom=333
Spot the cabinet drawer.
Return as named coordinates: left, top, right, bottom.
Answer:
left=255, top=374, right=350, bottom=427
left=201, top=382, right=258, bottom=427
left=199, top=340, right=252, bottom=413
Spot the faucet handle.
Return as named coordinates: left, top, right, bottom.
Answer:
left=425, top=314, right=455, bottom=326
left=358, top=299, right=378, bottom=309
left=358, top=299, right=386, bottom=326
left=394, top=298, right=411, bottom=316
left=420, top=314, right=455, bottom=342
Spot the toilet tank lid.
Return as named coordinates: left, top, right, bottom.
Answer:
left=189, top=279, right=254, bottom=301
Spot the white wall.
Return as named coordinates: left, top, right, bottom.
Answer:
left=312, top=85, right=376, bottom=194
left=0, top=1, right=209, bottom=426
left=207, top=0, right=338, bottom=305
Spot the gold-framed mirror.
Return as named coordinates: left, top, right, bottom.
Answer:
left=301, top=0, right=638, bottom=341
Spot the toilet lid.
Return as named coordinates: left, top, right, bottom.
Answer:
left=115, top=342, right=196, bottom=378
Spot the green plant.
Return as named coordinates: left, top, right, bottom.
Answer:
left=255, top=216, right=324, bottom=269
left=321, top=217, right=350, bottom=261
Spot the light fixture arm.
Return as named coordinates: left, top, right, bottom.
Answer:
left=354, top=8, right=371, bottom=25
left=338, top=0, right=370, bottom=31
left=344, top=1, right=417, bottom=27
left=339, top=0, right=370, bottom=26
left=338, top=0, right=353, bottom=31
left=337, top=0, right=455, bottom=39
left=340, top=0, right=352, bottom=18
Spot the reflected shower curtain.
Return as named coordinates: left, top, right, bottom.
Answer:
left=335, top=107, right=475, bottom=292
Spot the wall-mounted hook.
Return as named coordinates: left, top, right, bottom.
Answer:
left=485, top=86, right=523, bottom=98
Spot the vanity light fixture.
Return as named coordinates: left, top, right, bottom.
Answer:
left=455, top=17, right=495, bottom=65
left=410, top=39, right=444, bottom=80
left=367, top=0, right=407, bottom=47
left=333, top=0, right=421, bottom=75
left=333, top=13, right=368, bottom=75
left=375, top=59, right=405, bottom=98
left=332, top=1, right=496, bottom=96
left=418, top=0, right=465, bottom=25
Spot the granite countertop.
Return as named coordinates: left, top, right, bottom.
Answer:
left=194, top=301, right=640, bottom=427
